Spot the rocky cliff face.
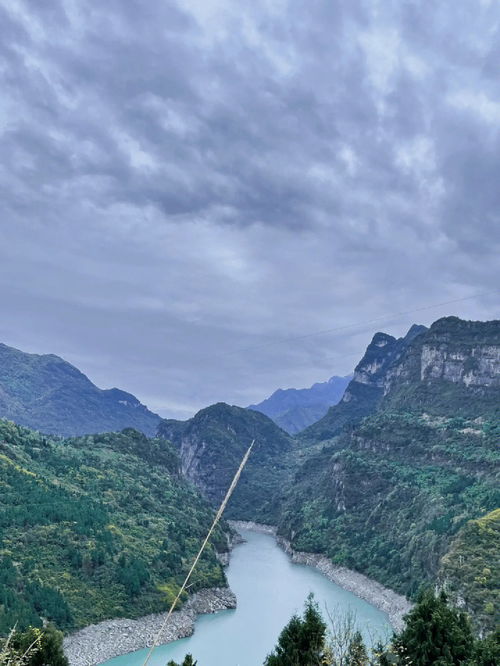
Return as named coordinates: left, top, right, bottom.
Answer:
left=382, top=317, right=500, bottom=417
left=278, top=317, right=499, bottom=632
left=385, top=317, right=500, bottom=389
left=158, top=403, right=295, bottom=521
left=299, top=324, right=427, bottom=442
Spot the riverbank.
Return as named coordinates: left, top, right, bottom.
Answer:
left=230, top=521, right=413, bottom=631
left=63, top=587, right=236, bottom=666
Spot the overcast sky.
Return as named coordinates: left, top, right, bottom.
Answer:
left=1, top=0, right=499, bottom=419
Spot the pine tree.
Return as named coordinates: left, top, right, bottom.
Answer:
left=395, top=590, right=474, bottom=666
left=167, top=655, right=197, bottom=666
left=265, top=595, right=327, bottom=666
left=345, top=631, right=368, bottom=666
left=12, top=625, right=68, bottom=666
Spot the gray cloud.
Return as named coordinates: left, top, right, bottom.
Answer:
left=0, top=0, right=499, bottom=418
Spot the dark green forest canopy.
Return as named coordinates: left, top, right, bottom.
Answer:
left=263, top=592, right=499, bottom=666
left=0, top=342, right=161, bottom=436
left=276, top=319, right=500, bottom=633
left=0, top=420, right=227, bottom=634
left=159, top=402, right=297, bottom=522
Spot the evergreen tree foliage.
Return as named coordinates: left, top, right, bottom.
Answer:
left=12, top=626, right=68, bottom=666
left=470, top=628, right=500, bottom=666
left=265, top=595, right=327, bottom=666
left=345, top=631, right=368, bottom=666
left=0, top=420, right=227, bottom=633
left=167, top=656, right=197, bottom=666
left=270, top=592, right=498, bottom=666
left=1, top=626, right=67, bottom=666
left=394, top=590, right=474, bottom=665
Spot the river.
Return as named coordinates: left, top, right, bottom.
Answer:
left=101, top=529, right=391, bottom=666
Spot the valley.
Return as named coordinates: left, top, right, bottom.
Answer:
left=0, top=316, right=498, bottom=664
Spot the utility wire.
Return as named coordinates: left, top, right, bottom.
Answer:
left=141, top=440, right=255, bottom=666
left=229, top=289, right=500, bottom=357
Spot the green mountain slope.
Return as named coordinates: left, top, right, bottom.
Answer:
left=0, top=421, right=226, bottom=635
left=158, top=403, right=296, bottom=522
left=0, top=343, right=161, bottom=436
left=440, top=508, right=500, bottom=633
left=277, top=317, right=500, bottom=632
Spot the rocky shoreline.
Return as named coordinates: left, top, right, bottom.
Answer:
left=230, top=520, right=413, bottom=631
left=64, top=520, right=412, bottom=665
left=63, top=587, right=236, bottom=666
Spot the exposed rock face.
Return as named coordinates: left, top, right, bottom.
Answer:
left=279, top=317, right=499, bottom=629
left=420, top=344, right=499, bottom=386
left=385, top=318, right=500, bottom=390
left=63, top=587, right=236, bottom=666
left=157, top=403, right=295, bottom=521
left=300, top=324, right=427, bottom=442
left=382, top=317, right=500, bottom=417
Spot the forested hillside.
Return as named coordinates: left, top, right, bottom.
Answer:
left=0, top=342, right=161, bottom=436
left=158, top=403, right=296, bottom=522
left=277, top=317, right=500, bottom=632
left=0, top=421, right=226, bottom=635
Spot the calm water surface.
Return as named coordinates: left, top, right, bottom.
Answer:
left=101, top=529, right=391, bottom=666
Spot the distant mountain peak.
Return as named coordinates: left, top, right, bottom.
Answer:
left=0, top=342, right=161, bottom=436
left=248, top=374, right=352, bottom=434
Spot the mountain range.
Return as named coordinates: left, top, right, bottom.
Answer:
left=0, top=342, right=161, bottom=436
left=0, top=315, right=498, bottom=638
left=155, top=317, right=500, bottom=633
left=248, top=374, right=351, bottom=434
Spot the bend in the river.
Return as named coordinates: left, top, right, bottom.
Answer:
left=100, top=528, right=393, bottom=666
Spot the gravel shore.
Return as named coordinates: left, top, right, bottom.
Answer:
left=64, top=521, right=411, bottom=665
left=63, top=587, right=236, bottom=666
left=230, top=520, right=413, bottom=631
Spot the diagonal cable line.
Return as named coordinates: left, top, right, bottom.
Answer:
left=227, top=290, right=500, bottom=357
left=141, top=440, right=255, bottom=666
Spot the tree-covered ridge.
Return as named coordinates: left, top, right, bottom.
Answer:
left=279, top=411, right=499, bottom=632
left=158, top=403, right=296, bottom=522
left=440, top=509, right=500, bottom=632
left=0, top=342, right=161, bottom=436
left=0, top=421, right=227, bottom=635
left=277, top=318, right=500, bottom=633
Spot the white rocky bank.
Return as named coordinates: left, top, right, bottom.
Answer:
left=63, top=587, right=236, bottom=666
left=230, top=521, right=413, bottom=631
left=64, top=522, right=413, bottom=665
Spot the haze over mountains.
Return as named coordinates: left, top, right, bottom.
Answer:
left=155, top=317, right=500, bottom=633
left=248, top=375, right=351, bottom=434
left=0, top=316, right=499, bottom=641
left=0, top=342, right=161, bottom=436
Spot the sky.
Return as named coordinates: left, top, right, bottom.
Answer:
left=0, top=0, right=499, bottom=419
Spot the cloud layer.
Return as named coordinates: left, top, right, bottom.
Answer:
left=1, top=0, right=499, bottom=417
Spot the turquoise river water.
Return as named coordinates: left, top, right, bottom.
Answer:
left=101, top=529, right=391, bottom=666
